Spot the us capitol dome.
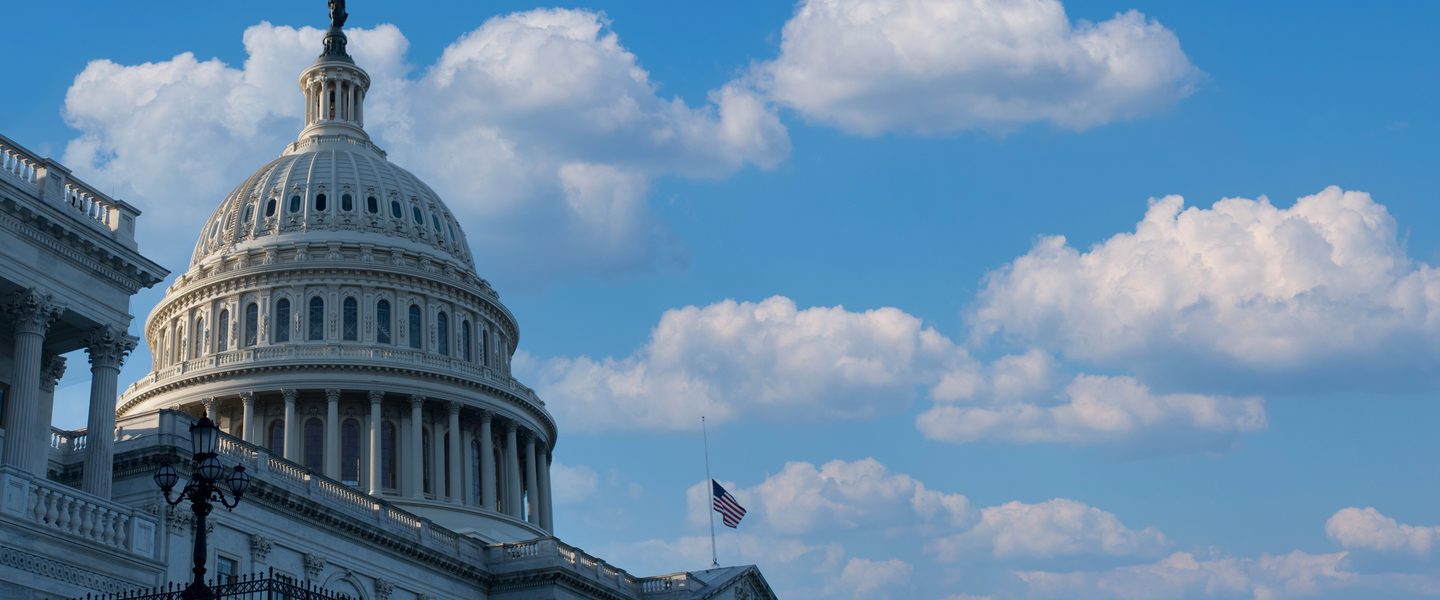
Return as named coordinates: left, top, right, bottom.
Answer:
left=118, top=18, right=553, bottom=542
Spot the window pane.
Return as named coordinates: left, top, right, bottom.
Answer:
left=437, top=312, right=449, bottom=356
left=314, top=193, right=327, bottom=211
left=341, top=193, right=353, bottom=211
left=376, top=300, right=391, bottom=344
left=244, top=303, right=258, bottom=347
left=367, top=195, right=378, bottom=213
left=309, top=297, right=325, bottom=341
left=343, top=297, right=358, bottom=341
left=462, top=320, right=472, bottom=362
left=217, top=310, right=229, bottom=351
left=408, top=305, right=422, bottom=349
left=341, top=419, right=360, bottom=485
left=275, top=299, right=290, bottom=343
left=422, top=429, right=431, bottom=494
left=289, top=195, right=301, bottom=213
left=268, top=420, right=284, bottom=455
left=303, top=418, right=324, bottom=470
left=382, top=422, right=397, bottom=489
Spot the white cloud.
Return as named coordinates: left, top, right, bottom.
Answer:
left=1326, top=507, right=1440, bottom=557
left=61, top=11, right=789, bottom=282
left=929, top=498, right=1167, bottom=561
left=833, top=557, right=913, bottom=599
left=755, top=0, right=1199, bottom=135
left=682, top=458, right=969, bottom=535
left=918, top=373, right=1265, bottom=447
left=522, top=295, right=1267, bottom=449
left=521, top=296, right=968, bottom=431
left=971, top=187, right=1440, bottom=391
left=550, top=462, right=600, bottom=505
left=1017, top=550, right=1355, bottom=600
left=597, top=533, right=847, bottom=600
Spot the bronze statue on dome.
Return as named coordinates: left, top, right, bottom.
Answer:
left=329, top=0, right=348, bottom=29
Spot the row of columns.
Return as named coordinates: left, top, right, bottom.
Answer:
left=1, top=289, right=135, bottom=499
left=221, top=390, right=552, bottom=531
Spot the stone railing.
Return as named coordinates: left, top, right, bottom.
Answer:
left=490, top=538, right=696, bottom=596
left=124, top=344, right=544, bottom=412
left=0, top=132, right=141, bottom=247
left=50, top=427, right=88, bottom=453
left=212, top=432, right=483, bottom=563
left=0, top=466, right=159, bottom=560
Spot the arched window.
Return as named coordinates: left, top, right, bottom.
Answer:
left=422, top=428, right=432, bottom=495
left=411, top=206, right=423, bottom=225
left=268, top=420, right=285, bottom=455
left=242, top=204, right=254, bottom=224
left=172, top=322, right=184, bottom=364
left=341, top=418, right=360, bottom=485
left=192, top=317, right=205, bottom=358
left=314, top=193, right=327, bottom=211
left=274, top=298, right=291, bottom=343
left=264, top=198, right=276, bottom=217
left=309, top=297, right=325, bottom=341
left=381, top=421, right=397, bottom=489
left=376, top=299, right=392, bottom=344
left=341, top=193, right=353, bottom=211
left=303, top=418, right=324, bottom=470
left=408, top=304, right=422, bottom=350
left=217, top=309, right=229, bottom=351
left=243, top=303, right=258, bottom=347
left=288, top=194, right=302, bottom=213
left=462, top=320, right=473, bottom=362
left=444, top=432, right=452, bottom=498
left=343, top=297, right=358, bottom=341
left=432, top=214, right=445, bottom=241
left=481, top=328, right=490, bottom=366
left=366, top=195, right=379, bottom=214
left=437, top=311, right=449, bottom=356
left=390, top=200, right=402, bottom=219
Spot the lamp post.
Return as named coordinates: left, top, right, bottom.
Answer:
left=154, top=416, right=251, bottom=600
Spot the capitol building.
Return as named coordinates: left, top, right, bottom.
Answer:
left=0, top=8, right=775, bottom=599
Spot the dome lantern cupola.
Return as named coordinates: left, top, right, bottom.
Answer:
left=296, top=3, right=371, bottom=145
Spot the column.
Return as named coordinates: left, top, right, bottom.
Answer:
left=201, top=397, right=217, bottom=421
left=479, top=411, right=496, bottom=510
left=409, top=396, right=424, bottom=498
left=523, top=432, right=539, bottom=525
left=81, top=326, right=134, bottom=498
left=282, top=389, right=298, bottom=462
left=34, top=355, right=66, bottom=475
left=538, top=447, right=554, bottom=532
left=447, top=403, right=461, bottom=503
left=240, top=392, right=255, bottom=444
left=324, top=389, right=340, bottom=479
left=368, top=391, right=382, bottom=495
left=2, top=290, right=64, bottom=472
left=504, top=422, right=521, bottom=518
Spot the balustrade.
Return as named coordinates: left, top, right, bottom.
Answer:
left=0, top=467, right=156, bottom=559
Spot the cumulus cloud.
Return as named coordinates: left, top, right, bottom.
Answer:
left=971, top=187, right=1440, bottom=392
left=1017, top=550, right=1355, bottom=600
left=834, top=558, right=913, bottom=599
left=549, top=462, right=600, bottom=505
left=918, top=373, right=1266, bottom=448
left=61, top=11, right=788, bottom=281
left=929, top=498, right=1167, bottom=561
left=754, top=0, right=1199, bottom=135
left=521, top=296, right=968, bottom=431
left=522, top=295, right=1267, bottom=449
left=1327, top=507, right=1440, bottom=557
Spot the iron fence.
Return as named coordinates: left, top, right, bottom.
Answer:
left=76, top=570, right=352, bottom=600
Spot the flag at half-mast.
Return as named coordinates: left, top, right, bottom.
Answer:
left=711, top=480, right=747, bottom=528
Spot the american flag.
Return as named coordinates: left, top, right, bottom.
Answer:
left=711, top=480, right=747, bottom=528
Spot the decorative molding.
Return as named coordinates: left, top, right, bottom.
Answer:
left=86, top=325, right=137, bottom=369
left=304, top=553, right=326, bottom=579
left=0, top=545, right=135, bottom=593
left=250, top=533, right=273, bottom=561
left=39, top=354, right=67, bottom=391
left=374, top=578, right=394, bottom=600
left=3, top=288, right=65, bottom=335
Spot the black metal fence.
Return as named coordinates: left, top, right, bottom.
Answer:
left=76, top=570, right=353, bottom=600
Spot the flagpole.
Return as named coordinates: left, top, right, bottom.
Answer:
left=703, top=415, right=719, bottom=568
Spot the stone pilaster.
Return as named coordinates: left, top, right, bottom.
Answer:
left=479, top=411, right=496, bottom=510
left=504, top=422, right=521, bottom=518
left=325, top=389, right=340, bottom=479
left=368, top=390, right=383, bottom=494
left=523, top=432, right=539, bottom=525
left=239, top=391, right=256, bottom=443
left=409, top=395, right=424, bottom=498
left=282, top=389, right=298, bottom=461
left=446, top=402, right=461, bottom=502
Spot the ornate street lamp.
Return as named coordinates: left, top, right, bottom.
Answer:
left=154, top=416, right=251, bottom=599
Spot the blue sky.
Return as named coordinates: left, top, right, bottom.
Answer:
left=6, top=1, right=1440, bottom=598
